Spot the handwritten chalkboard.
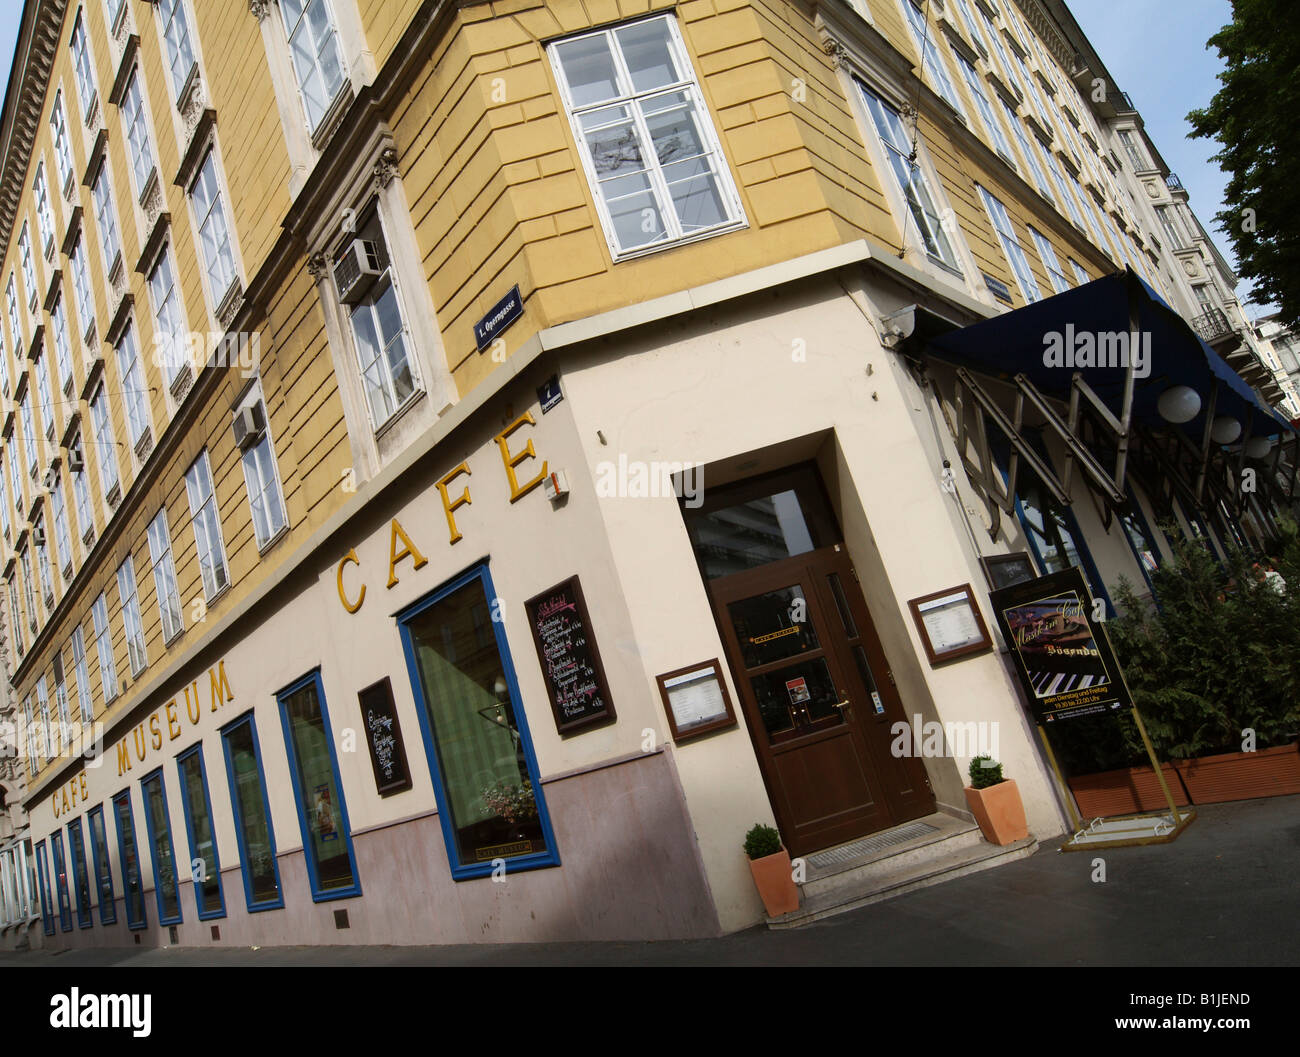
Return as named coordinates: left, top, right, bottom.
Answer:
left=358, top=678, right=412, bottom=796
left=524, top=575, right=617, bottom=735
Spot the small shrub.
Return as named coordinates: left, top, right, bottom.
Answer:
left=969, top=755, right=1004, bottom=789
left=743, top=823, right=782, bottom=860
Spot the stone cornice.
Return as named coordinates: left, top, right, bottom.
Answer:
left=0, top=1, right=69, bottom=266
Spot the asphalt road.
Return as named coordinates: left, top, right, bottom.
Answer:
left=4, top=795, right=1296, bottom=967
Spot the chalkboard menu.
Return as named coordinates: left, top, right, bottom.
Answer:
left=358, top=678, right=413, bottom=796
left=524, top=575, right=617, bottom=734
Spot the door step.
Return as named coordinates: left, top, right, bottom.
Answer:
left=768, top=812, right=1037, bottom=929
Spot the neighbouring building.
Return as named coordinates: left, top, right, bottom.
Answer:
left=1252, top=313, right=1300, bottom=421
left=5, top=0, right=1296, bottom=949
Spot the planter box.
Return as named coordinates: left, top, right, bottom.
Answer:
left=1174, top=743, right=1300, bottom=804
left=748, top=848, right=799, bottom=917
left=964, top=779, right=1029, bottom=845
left=1068, top=764, right=1189, bottom=818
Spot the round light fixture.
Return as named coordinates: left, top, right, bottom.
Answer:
left=1156, top=385, right=1201, bottom=424
left=1245, top=436, right=1273, bottom=459
left=1210, top=416, right=1242, bottom=444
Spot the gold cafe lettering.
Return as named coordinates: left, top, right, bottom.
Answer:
left=337, top=411, right=548, bottom=614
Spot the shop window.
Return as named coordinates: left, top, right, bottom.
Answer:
left=335, top=204, right=421, bottom=429
left=857, top=83, right=961, bottom=271
left=66, top=817, right=94, bottom=928
left=279, top=0, right=348, bottom=133
left=34, top=840, right=54, bottom=936
left=146, top=508, right=185, bottom=642
left=276, top=671, right=361, bottom=900
left=1119, top=487, right=1161, bottom=598
left=177, top=744, right=225, bottom=920
left=184, top=451, right=229, bottom=599
left=51, top=831, right=73, bottom=932
left=87, top=804, right=117, bottom=925
left=112, top=789, right=148, bottom=930
left=141, top=770, right=182, bottom=925
left=220, top=713, right=284, bottom=912
left=549, top=13, right=746, bottom=260
left=117, top=553, right=148, bottom=675
left=397, top=561, right=557, bottom=880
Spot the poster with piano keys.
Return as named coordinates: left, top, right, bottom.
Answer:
left=989, top=566, right=1131, bottom=724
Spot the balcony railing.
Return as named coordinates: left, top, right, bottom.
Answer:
left=1166, top=173, right=1184, bottom=191
left=1192, top=306, right=1236, bottom=345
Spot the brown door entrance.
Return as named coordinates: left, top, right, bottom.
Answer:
left=681, top=464, right=934, bottom=858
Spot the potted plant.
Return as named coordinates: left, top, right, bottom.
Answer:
left=964, top=756, right=1029, bottom=845
left=743, top=823, right=799, bottom=917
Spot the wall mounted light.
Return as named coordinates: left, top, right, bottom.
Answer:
left=1245, top=436, right=1273, bottom=460
left=1157, top=385, right=1202, bottom=424
left=1210, top=416, right=1242, bottom=444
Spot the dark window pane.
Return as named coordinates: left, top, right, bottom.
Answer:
left=88, top=809, right=116, bottom=924
left=726, top=585, right=820, bottom=669
left=113, top=795, right=146, bottom=927
left=283, top=680, right=356, bottom=893
left=67, top=821, right=92, bottom=926
left=226, top=722, right=280, bottom=906
left=179, top=753, right=222, bottom=915
left=143, top=776, right=180, bottom=922
left=686, top=489, right=816, bottom=578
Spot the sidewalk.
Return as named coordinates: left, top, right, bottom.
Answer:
left=5, top=796, right=1296, bottom=966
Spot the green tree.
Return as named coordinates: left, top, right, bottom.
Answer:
left=1186, top=0, right=1300, bottom=328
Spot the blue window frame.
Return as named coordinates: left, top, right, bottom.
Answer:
left=112, top=789, right=148, bottom=930
left=140, top=769, right=183, bottom=926
left=50, top=831, right=73, bottom=932
left=35, top=840, right=54, bottom=935
left=176, top=744, right=225, bottom=920
left=87, top=804, right=117, bottom=925
left=1119, top=486, right=1161, bottom=599
left=66, top=817, right=94, bottom=928
left=397, top=560, right=559, bottom=881
left=276, top=670, right=361, bottom=901
left=220, top=712, right=284, bottom=912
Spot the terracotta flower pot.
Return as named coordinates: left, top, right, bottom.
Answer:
left=1067, top=763, right=1189, bottom=818
left=1174, top=743, right=1300, bottom=804
left=748, top=848, right=799, bottom=917
left=964, top=779, right=1029, bottom=845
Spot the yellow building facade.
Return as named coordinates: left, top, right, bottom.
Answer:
left=2, top=0, right=1290, bottom=948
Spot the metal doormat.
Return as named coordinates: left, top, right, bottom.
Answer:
left=806, top=821, right=938, bottom=869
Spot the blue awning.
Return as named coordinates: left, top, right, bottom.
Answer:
left=924, top=268, right=1292, bottom=442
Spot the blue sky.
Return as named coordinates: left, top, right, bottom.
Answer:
left=0, top=1, right=1252, bottom=306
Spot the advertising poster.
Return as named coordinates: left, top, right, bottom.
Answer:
left=989, top=566, right=1131, bottom=724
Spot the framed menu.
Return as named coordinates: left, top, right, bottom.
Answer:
left=979, top=551, right=1038, bottom=591
left=524, top=575, right=617, bottom=735
left=358, top=677, right=412, bottom=797
left=655, top=659, right=737, bottom=742
left=907, top=583, right=993, bottom=665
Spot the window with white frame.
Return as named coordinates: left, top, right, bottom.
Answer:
left=338, top=205, right=420, bottom=428
left=19, top=225, right=37, bottom=310
left=0, top=461, right=9, bottom=541
left=189, top=150, right=237, bottom=307
left=35, top=353, right=54, bottom=438
left=158, top=0, right=196, bottom=100
left=6, top=447, right=20, bottom=512
left=105, top=0, right=124, bottom=30
left=70, top=13, right=97, bottom=118
left=955, top=53, right=1014, bottom=160
left=21, top=550, right=38, bottom=632
left=51, top=296, right=73, bottom=394
left=91, top=166, right=122, bottom=272
left=978, top=185, right=1042, bottom=304
left=36, top=677, right=50, bottom=762
left=22, top=696, right=36, bottom=763
left=238, top=393, right=288, bottom=549
left=69, top=236, right=94, bottom=336
left=146, top=509, right=184, bottom=642
left=1000, top=99, right=1053, bottom=202
left=116, top=324, right=150, bottom=446
left=184, top=450, right=229, bottom=598
left=121, top=70, right=156, bottom=195
left=279, top=0, right=348, bottom=133
left=35, top=517, right=54, bottom=602
left=51, top=476, right=73, bottom=575
left=91, top=591, right=117, bottom=701
left=71, top=433, right=94, bottom=536
left=6, top=276, right=22, bottom=353
left=90, top=384, right=121, bottom=497
left=8, top=581, right=23, bottom=659
left=1043, top=147, right=1086, bottom=233
left=1029, top=227, right=1071, bottom=294
left=71, top=625, right=92, bottom=722
left=0, top=337, right=10, bottom=397
left=549, top=14, right=745, bottom=259
left=1068, top=258, right=1089, bottom=287
left=900, top=0, right=967, bottom=118
left=858, top=83, right=961, bottom=271
left=34, top=164, right=55, bottom=256
left=116, top=554, right=147, bottom=674
left=1118, top=130, right=1146, bottom=171
left=148, top=247, right=187, bottom=385
left=54, top=651, right=71, bottom=734
left=1155, top=205, right=1186, bottom=251
left=20, top=394, right=37, bottom=472
left=51, top=92, right=74, bottom=191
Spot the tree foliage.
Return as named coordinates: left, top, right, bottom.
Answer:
left=1186, top=0, right=1300, bottom=327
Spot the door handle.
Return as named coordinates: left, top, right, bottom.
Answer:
left=832, top=699, right=850, bottom=709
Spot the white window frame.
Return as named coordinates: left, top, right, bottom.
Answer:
left=900, top=0, right=967, bottom=119
left=6, top=276, right=22, bottom=354
left=91, top=591, right=118, bottom=701
left=146, top=508, right=185, bottom=643
left=116, top=554, right=147, bottom=675
left=51, top=90, right=75, bottom=194
left=36, top=677, right=51, bottom=761
left=51, top=475, right=73, bottom=577
left=955, top=52, right=1014, bottom=161
left=236, top=386, right=288, bottom=550
left=278, top=0, right=350, bottom=135
left=121, top=67, right=158, bottom=198
left=1068, top=258, right=1089, bottom=287
left=35, top=516, right=55, bottom=603
left=188, top=149, right=239, bottom=311
left=1029, top=227, right=1071, bottom=295
left=19, top=394, right=37, bottom=474
left=51, top=295, right=74, bottom=396
left=1000, top=98, right=1053, bottom=202
left=157, top=0, right=197, bottom=101
left=71, top=432, right=94, bottom=539
left=184, top=450, right=229, bottom=600
left=70, top=11, right=98, bottom=120
left=20, top=550, right=38, bottom=633
left=147, top=245, right=188, bottom=386
left=116, top=323, right=150, bottom=446
left=18, top=225, right=37, bottom=313
left=548, top=13, right=747, bottom=262
left=0, top=461, right=9, bottom=541
left=34, top=163, right=56, bottom=259
left=90, top=383, right=121, bottom=498
left=35, top=353, right=54, bottom=440
left=978, top=185, right=1042, bottom=304
left=71, top=626, right=93, bottom=723
left=69, top=235, right=95, bottom=339
left=91, top=165, right=123, bottom=273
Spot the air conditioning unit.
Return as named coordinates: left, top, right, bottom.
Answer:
left=232, top=402, right=266, bottom=451
left=333, top=239, right=382, bottom=304
left=32, top=525, right=45, bottom=546
left=68, top=448, right=84, bottom=473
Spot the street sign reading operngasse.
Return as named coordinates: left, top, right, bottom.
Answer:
left=990, top=566, right=1131, bottom=724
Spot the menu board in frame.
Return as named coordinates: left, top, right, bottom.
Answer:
left=357, top=677, right=413, bottom=797
left=907, top=583, right=993, bottom=665
left=655, top=659, right=737, bottom=742
left=524, top=575, right=617, bottom=735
